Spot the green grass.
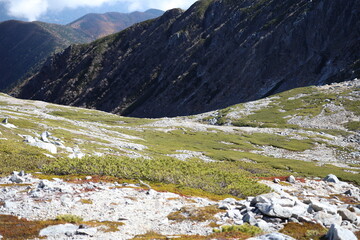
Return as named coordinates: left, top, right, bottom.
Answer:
left=44, top=156, right=271, bottom=198
left=0, top=140, right=52, bottom=175
left=214, top=224, right=262, bottom=236
left=48, top=107, right=153, bottom=126
left=242, top=133, right=314, bottom=151
left=344, top=121, right=360, bottom=131
left=55, top=214, right=83, bottom=223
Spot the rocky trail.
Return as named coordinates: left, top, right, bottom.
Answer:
left=0, top=172, right=359, bottom=239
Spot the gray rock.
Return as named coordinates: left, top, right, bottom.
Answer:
left=218, top=203, right=231, bottom=210
left=19, top=170, right=25, bottom=177
left=251, top=192, right=280, bottom=206
left=255, top=219, right=270, bottom=231
left=247, top=232, right=296, bottom=240
left=344, top=189, right=354, bottom=196
left=310, top=200, right=337, bottom=214
left=29, top=141, right=57, bottom=154
left=39, top=224, right=78, bottom=237
left=287, top=175, right=296, bottom=183
left=273, top=178, right=281, bottom=183
left=38, top=180, right=54, bottom=189
left=323, top=174, right=340, bottom=183
left=337, top=208, right=357, bottom=223
left=257, top=203, right=292, bottom=219
left=243, top=212, right=257, bottom=225
left=314, top=211, right=342, bottom=227
left=273, top=198, right=295, bottom=208
left=76, top=228, right=97, bottom=236
left=326, top=224, right=357, bottom=240
left=41, top=131, right=50, bottom=142
left=9, top=174, right=24, bottom=183
left=4, top=201, right=17, bottom=210
left=226, top=209, right=242, bottom=219
left=221, top=198, right=237, bottom=205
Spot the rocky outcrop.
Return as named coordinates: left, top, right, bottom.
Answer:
left=215, top=174, right=360, bottom=234
left=13, top=0, right=360, bottom=118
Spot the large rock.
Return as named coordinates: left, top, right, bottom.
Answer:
left=337, top=208, right=357, bottom=223
left=251, top=192, right=281, bottom=206
left=9, top=174, right=24, bottom=183
left=323, top=174, right=340, bottom=183
left=226, top=209, right=242, bottom=220
left=39, top=224, right=78, bottom=237
left=256, top=203, right=292, bottom=219
left=247, top=232, right=296, bottom=240
left=326, top=224, right=357, bottom=240
left=310, top=200, right=337, bottom=214
left=286, top=175, right=296, bottom=183
left=314, top=212, right=342, bottom=227
left=29, top=141, right=57, bottom=154
left=255, top=219, right=270, bottom=231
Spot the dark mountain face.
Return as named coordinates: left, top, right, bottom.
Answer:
left=0, top=20, right=91, bottom=91
left=13, top=0, right=360, bottom=118
left=68, top=10, right=164, bottom=39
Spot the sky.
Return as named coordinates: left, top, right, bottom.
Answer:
left=0, top=0, right=197, bottom=21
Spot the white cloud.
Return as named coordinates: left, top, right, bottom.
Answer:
left=0, top=0, right=197, bottom=21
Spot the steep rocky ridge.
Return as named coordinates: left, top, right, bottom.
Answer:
left=68, top=9, right=164, bottom=39
left=13, top=0, right=360, bottom=117
left=0, top=10, right=163, bottom=92
left=0, top=20, right=91, bottom=91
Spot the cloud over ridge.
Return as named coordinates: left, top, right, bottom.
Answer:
left=0, top=0, right=196, bottom=21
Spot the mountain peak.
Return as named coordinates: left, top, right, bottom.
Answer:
left=12, top=0, right=360, bottom=118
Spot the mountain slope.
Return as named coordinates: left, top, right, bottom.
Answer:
left=68, top=9, right=164, bottom=39
left=13, top=0, right=360, bottom=118
left=0, top=20, right=91, bottom=91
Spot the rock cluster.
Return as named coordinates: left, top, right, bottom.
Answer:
left=1, top=172, right=214, bottom=239
left=215, top=175, right=359, bottom=239
left=1, top=173, right=359, bottom=239
left=22, top=131, right=86, bottom=158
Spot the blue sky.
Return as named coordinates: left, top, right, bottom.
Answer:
left=0, top=0, right=197, bottom=21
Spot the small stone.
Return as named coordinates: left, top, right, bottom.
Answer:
left=255, top=219, right=270, bottom=231
left=85, top=176, right=92, bottom=180
left=226, top=209, right=242, bottom=219
left=247, top=232, right=296, bottom=240
left=326, top=224, right=357, bottom=240
left=273, top=178, right=281, bottom=183
left=2, top=118, right=8, bottom=124
left=243, top=212, right=257, bottom=225
left=41, top=131, right=50, bottom=142
left=344, top=189, right=354, bottom=196
left=323, top=174, right=340, bottom=183
left=221, top=198, right=237, bottom=205
left=76, top=228, right=97, bottom=236
left=286, top=175, right=296, bottom=183
left=218, top=203, right=231, bottom=210
left=19, top=170, right=25, bottom=177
